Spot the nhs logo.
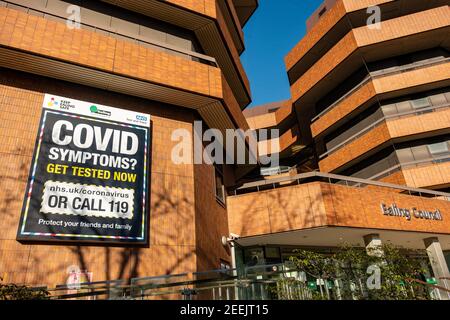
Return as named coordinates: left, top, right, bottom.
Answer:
left=136, top=115, right=148, bottom=122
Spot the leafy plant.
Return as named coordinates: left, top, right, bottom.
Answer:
left=281, top=244, right=431, bottom=300
left=0, top=278, right=50, bottom=300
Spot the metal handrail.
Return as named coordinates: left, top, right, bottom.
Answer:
left=0, top=0, right=217, bottom=66
left=42, top=262, right=449, bottom=300
left=311, top=57, right=450, bottom=123
left=319, top=103, right=450, bottom=159
left=232, top=171, right=450, bottom=199
left=365, top=155, right=450, bottom=182
left=407, top=278, right=450, bottom=294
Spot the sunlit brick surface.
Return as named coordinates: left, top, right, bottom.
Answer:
left=0, top=70, right=228, bottom=286
left=318, top=108, right=450, bottom=173
left=0, top=7, right=223, bottom=98
left=228, top=182, right=450, bottom=237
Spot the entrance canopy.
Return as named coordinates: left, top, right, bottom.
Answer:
left=236, top=226, right=450, bottom=251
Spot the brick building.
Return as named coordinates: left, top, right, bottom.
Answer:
left=0, top=0, right=258, bottom=286
left=233, top=0, right=450, bottom=298
left=0, top=0, right=450, bottom=299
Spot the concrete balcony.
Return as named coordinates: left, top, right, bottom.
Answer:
left=285, top=0, right=449, bottom=84
left=257, top=124, right=301, bottom=159
left=318, top=106, right=450, bottom=173
left=289, top=6, right=450, bottom=107
left=311, top=59, right=450, bottom=138
left=379, top=160, right=450, bottom=190
left=245, top=100, right=293, bottom=130
left=228, top=172, right=450, bottom=240
left=0, top=4, right=250, bottom=138
left=99, top=0, right=253, bottom=107
left=232, top=0, right=258, bottom=26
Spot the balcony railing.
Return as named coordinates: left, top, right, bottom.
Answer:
left=318, top=103, right=450, bottom=160
left=231, top=171, right=450, bottom=200
left=38, top=262, right=447, bottom=300
left=311, top=57, right=450, bottom=123
left=366, top=155, right=450, bottom=182
left=0, top=0, right=218, bottom=66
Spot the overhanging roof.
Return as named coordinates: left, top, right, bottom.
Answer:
left=232, top=0, right=259, bottom=26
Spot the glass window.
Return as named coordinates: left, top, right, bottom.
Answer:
left=110, top=17, right=139, bottom=37
left=382, top=103, right=398, bottom=116
left=428, top=142, right=449, bottom=155
left=244, top=248, right=265, bottom=267
left=411, top=98, right=431, bottom=109
left=411, top=146, right=431, bottom=161
left=265, top=247, right=281, bottom=260
left=396, top=148, right=415, bottom=163
left=46, top=0, right=72, bottom=18
left=167, top=33, right=193, bottom=51
left=429, top=93, right=447, bottom=106
left=395, top=101, right=412, bottom=114
left=81, top=8, right=112, bottom=30
left=13, top=0, right=47, bottom=10
left=445, top=92, right=450, bottom=103
left=215, top=167, right=225, bottom=205
left=140, top=25, right=167, bottom=43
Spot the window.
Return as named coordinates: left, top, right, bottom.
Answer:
left=215, top=167, right=226, bottom=205
left=395, top=101, right=412, bottom=114
left=411, top=145, right=430, bottom=162
left=265, top=247, right=281, bottom=260
left=396, top=148, right=415, bottom=163
left=428, top=142, right=449, bottom=156
left=318, top=7, right=327, bottom=17
left=382, top=103, right=398, bottom=116
left=411, top=98, right=430, bottom=110
left=429, top=93, right=447, bottom=106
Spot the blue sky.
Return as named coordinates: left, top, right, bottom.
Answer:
left=241, top=0, right=323, bottom=108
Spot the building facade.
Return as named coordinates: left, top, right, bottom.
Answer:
left=0, top=0, right=258, bottom=286
left=0, top=0, right=450, bottom=299
left=228, top=0, right=450, bottom=298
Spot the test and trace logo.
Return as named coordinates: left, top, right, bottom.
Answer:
left=90, top=105, right=111, bottom=117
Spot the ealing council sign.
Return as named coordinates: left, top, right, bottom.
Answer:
left=17, top=95, right=150, bottom=244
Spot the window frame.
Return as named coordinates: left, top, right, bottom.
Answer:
left=214, top=166, right=226, bottom=207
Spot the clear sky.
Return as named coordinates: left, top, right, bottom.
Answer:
left=241, top=0, right=324, bottom=108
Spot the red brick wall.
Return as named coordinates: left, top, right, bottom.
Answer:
left=0, top=69, right=230, bottom=287
left=228, top=182, right=450, bottom=237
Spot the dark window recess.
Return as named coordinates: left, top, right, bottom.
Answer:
left=318, top=7, right=327, bottom=17
left=315, top=48, right=449, bottom=116
left=23, top=0, right=204, bottom=55
left=341, top=135, right=450, bottom=179
left=215, top=167, right=226, bottom=205
left=323, top=104, right=383, bottom=152
left=321, top=87, right=450, bottom=154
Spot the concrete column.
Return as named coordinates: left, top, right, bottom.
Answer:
left=364, top=234, right=383, bottom=257
left=424, top=237, right=450, bottom=300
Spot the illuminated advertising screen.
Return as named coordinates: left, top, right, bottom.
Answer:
left=17, top=95, right=150, bottom=244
